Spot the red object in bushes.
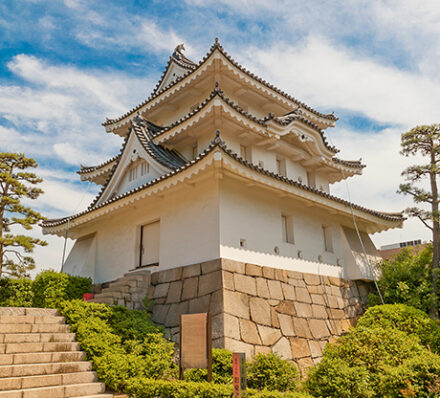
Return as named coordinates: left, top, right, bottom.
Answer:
left=83, top=293, right=94, bottom=301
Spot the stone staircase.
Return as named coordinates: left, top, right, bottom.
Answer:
left=90, top=270, right=150, bottom=309
left=0, top=307, right=112, bottom=398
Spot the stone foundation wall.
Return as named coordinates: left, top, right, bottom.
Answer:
left=149, top=258, right=371, bottom=374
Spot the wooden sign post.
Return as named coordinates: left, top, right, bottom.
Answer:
left=232, top=352, right=246, bottom=397
left=179, top=312, right=212, bottom=381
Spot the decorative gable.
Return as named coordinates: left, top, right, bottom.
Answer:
left=96, top=128, right=176, bottom=205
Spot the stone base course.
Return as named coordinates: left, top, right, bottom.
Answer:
left=147, top=258, right=371, bottom=374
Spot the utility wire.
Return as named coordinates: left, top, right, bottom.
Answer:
left=60, top=182, right=94, bottom=272
left=326, top=131, right=385, bottom=305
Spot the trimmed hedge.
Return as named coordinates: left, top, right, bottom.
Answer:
left=125, top=378, right=313, bottom=398
left=0, top=270, right=92, bottom=308
left=356, top=304, right=440, bottom=353
left=57, top=300, right=176, bottom=392
left=305, top=304, right=440, bottom=397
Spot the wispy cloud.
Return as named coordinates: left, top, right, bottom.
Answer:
left=242, top=37, right=440, bottom=127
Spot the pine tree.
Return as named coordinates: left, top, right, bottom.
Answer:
left=398, top=124, right=440, bottom=319
left=0, top=153, right=47, bottom=278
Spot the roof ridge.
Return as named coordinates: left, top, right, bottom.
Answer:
left=78, top=154, right=121, bottom=175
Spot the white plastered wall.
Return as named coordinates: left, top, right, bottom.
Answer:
left=218, top=178, right=379, bottom=279
left=63, top=179, right=220, bottom=283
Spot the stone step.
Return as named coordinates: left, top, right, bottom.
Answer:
left=0, top=333, right=76, bottom=344
left=0, top=309, right=59, bottom=317
left=0, top=382, right=105, bottom=397
left=0, top=351, right=86, bottom=366
left=0, top=361, right=92, bottom=378
left=107, top=282, right=134, bottom=290
left=0, top=316, right=65, bottom=325
left=0, top=371, right=97, bottom=391
left=0, top=324, right=70, bottom=334
left=81, top=396, right=113, bottom=398
left=0, top=342, right=80, bottom=354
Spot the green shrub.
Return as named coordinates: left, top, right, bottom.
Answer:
left=57, top=299, right=113, bottom=330
left=369, top=245, right=439, bottom=315
left=32, top=270, right=91, bottom=308
left=185, top=349, right=233, bottom=384
left=0, top=278, right=33, bottom=307
left=75, top=317, right=123, bottom=358
left=244, top=391, right=313, bottom=398
left=57, top=300, right=176, bottom=393
left=305, top=317, right=440, bottom=397
left=94, top=352, right=154, bottom=391
left=126, top=377, right=234, bottom=398
left=65, top=274, right=92, bottom=300
left=357, top=304, right=440, bottom=353
left=110, top=305, right=162, bottom=340
left=247, top=353, right=298, bottom=392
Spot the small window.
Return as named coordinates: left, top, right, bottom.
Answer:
left=282, top=214, right=294, bottom=244
left=322, top=225, right=333, bottom=253
left=240, top=145, right=252, bottom=162
left=240, top=238, right=247, bottom=248
left=258, top=160, right=264, bottom=168
left=129, top=165, right=138, bottom=182
left=307, top=172, right=316, bottom=188
left=192, top=145, right=198, bottom=159
left=276, top=158, right=286, bottom=177
left=140, top=161, right=149, bottom=176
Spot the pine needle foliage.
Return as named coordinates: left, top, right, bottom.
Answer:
left=0, top=152, right=47, bottom=278
left=398, top=124, right=440, bottom=319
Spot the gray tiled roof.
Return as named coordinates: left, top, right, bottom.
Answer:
left=102, top=39, right=337, bottom=127
left=43, top=132, right=403, bottom=229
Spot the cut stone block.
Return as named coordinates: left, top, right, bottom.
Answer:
left=257, top=325, right=282, bottom=346
left=290, top=337, right=311, bottom=359
left=249, top=297, right=271, bottom=326
left=281, top=284, right=295, bottom=300
left=221, top=259, right=245, bottom=274
left=255, top=278, right=270, bottom=299
left=223, top=291, right=249, bottom=319
left=277, top=314, right=295, bottom=336
left=308, top=319, right=331, bottom=339
left=234, top=274, right=256, bottom=296
left=292, top=317, right=313, bottom=339
left=295, top=287, right=312, bottom=303
left=267, top=280, right=284, bottom=300
left=294, top=302, right=313, bottom=318
left=222, top=271, right=234, bottom=291
left=181, top=277, right=198, bottom=301
left=239, top=319, right=261, bottom=345
left=198, top=271, right=222, bottom=296
left=166, top=281, right=183, bottom=304
left=245, top=263, right=262, bottom=277
left=182, top=263, right=201, bottom=279
left=272, top=336, right=292, bottom=360
left=223, top=314, right=240, bottom=340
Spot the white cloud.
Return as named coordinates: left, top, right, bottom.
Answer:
left=0, top=54, right=153, bottom=273
left=243, top=37, right=440, bottom=127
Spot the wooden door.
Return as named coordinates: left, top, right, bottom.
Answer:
left=140, top=221, right=160, bottom=267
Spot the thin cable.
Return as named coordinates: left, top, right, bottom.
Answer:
left=60, top=182, right=94, bottom=272
left=326, top=132, right=385, bottom=304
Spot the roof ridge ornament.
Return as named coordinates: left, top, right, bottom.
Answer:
left=173, top=43, right=186, bottom=59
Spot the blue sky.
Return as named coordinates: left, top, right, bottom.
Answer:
left=1, top=0, right=440, bottom=272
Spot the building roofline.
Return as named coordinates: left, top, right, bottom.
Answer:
left=102, top=39, right=337, bottom=128
left=42, top=132, right=403, bottom=230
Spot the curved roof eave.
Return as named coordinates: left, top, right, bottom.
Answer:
left=102, top=39, right=337, bottom=129
left=43, top=133, right=404, bottom=232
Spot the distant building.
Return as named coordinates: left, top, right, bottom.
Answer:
left=379, top=240, right=428, bottom=260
